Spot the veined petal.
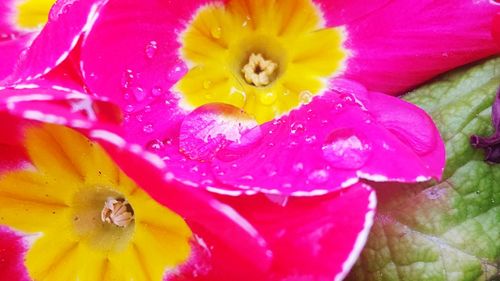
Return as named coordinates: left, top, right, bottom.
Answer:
left=211, top=79, right=444, bottom=195
left=167, top=183, right=376, bottom=281
left=342, top=0, right=500, bottom=95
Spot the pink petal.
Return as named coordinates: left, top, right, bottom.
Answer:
left=313, top=0, right=390, bottom=26
left=0, top=227, right=29, bottom=281
left=80, top=0, right=226, bottom=193
left=80, top=0, right=215, bottom=112
left=0, top=34, right=35, bottom=82
left=0, top=87, right=272, bottom=272
left=493, top=12, right=500, bottom=46
left=342, top=0, right=500, bottom=95
left=211, top=80, right=444, bottom=195
left=167, top=183, right=376, bottom=281
left=8, top=0, right=107, bottom=82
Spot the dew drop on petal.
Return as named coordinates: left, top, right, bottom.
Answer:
left=121, top=69, right=134, bottom=89
left=145, top=40, right=158, bottom=59
left=203, top=80, right=212, bottom=89
left=299, top=90, right=313, bottom=104
left=146, top=139, right=165, bottom=151
left=258, top=92, right=278, bottom=105
left=210, top=26, right=222, bottom=39
left=308, top=169, right=329, bottom=184
left=143, top=124, right=154, bottom=133
left=151, top=86, right=163, bottom=97
left=133, top=87, right=146, bottom=101
left=179, top=103, right=262, bottom=162
left=321, top=128, right=372, bottom=169
left=124, top=104, right=134, bottom=113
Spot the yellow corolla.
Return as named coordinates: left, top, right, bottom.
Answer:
left=15, top=0, right=56, bottom=30
left=176, top=0, right=346, bottom=123
left=0, top=124, right=192, bottom=281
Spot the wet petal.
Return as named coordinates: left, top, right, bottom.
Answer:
left=81, top=0, right=213, bottom=114
left=0, top=85, right=272, bottom=272
left=342, top=0, right=500, bottom=94
left=212, top=80, right=444, bottom=195
left=168, top=183, right=376, bottom=281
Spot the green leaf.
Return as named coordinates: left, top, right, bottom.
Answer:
left=347, top=57, right=500, bottom=281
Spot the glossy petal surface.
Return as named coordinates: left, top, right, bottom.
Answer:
left=168, top=183, right=376, bottom=281
left=211, top=80, right=444, bottom=195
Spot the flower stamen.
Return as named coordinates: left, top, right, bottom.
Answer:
left=242, top=53, right=278, bottom=87
left=101, top=197, right=134, bottom=227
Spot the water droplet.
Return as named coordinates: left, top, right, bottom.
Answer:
left=121, top=69, right=134, bottom=88
left=143, top=124, right=154, bottom=133
left=305, top=135, right=317, bottom=144
left=146, top=139, right=165, bottom=151
left=151, top=86, right=163, bottom=96
left=322, top=128, right=372, bottom=169
left=290, top=122, right=305, bottom=134
left=124, top=104, right=134, bottom=113
left=211, top=26, right=222, bottom=39
left=258, top=92, right=278, bottom=105
left=264, top=164, right=277, bottom=177
left=144, top=105, right=152, bottom=112
left=299, top=91, right=313, bottom=104
left=179, top=103, right=261, bottom=162
left=133, top=87, right=146, bottom=101
left=292, top=162, right=304, bottom=173
left=308, top=169, right=329, bottom=184
left=203, top=80, right=212, bottom=89
left=145, top=40, right=158, bottom=59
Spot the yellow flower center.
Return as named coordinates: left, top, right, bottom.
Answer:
left=15, top=0, right=56, bottom=31
left=176, top=0, right=346, bottom=123
left=0, top=124, right=192, bottom=281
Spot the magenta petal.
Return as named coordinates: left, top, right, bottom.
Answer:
left=167, top=183, right=376, bottom=281
left=0, top=34, right=35, bottom=82
left=9, top=0, right=106, bottom=82
left=313, top=0, right=390, bottom=27
left=211, top=80, right=444, bottom=195
left=0, top=227, right=29, bottom=281
left=343, top=0, right=500, bottom=95
left=81, top=0, right=214, bottom=112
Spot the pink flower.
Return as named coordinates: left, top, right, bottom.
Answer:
left=0, top=88, right=375, bottom=280
left=0, top=0, right=496, bottom=280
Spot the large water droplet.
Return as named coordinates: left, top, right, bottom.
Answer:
left=179, top=103, right=262, bottom=162
left=322, top=128, right=372, bottom=169
left=145, top=40, right=158, bottom=59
